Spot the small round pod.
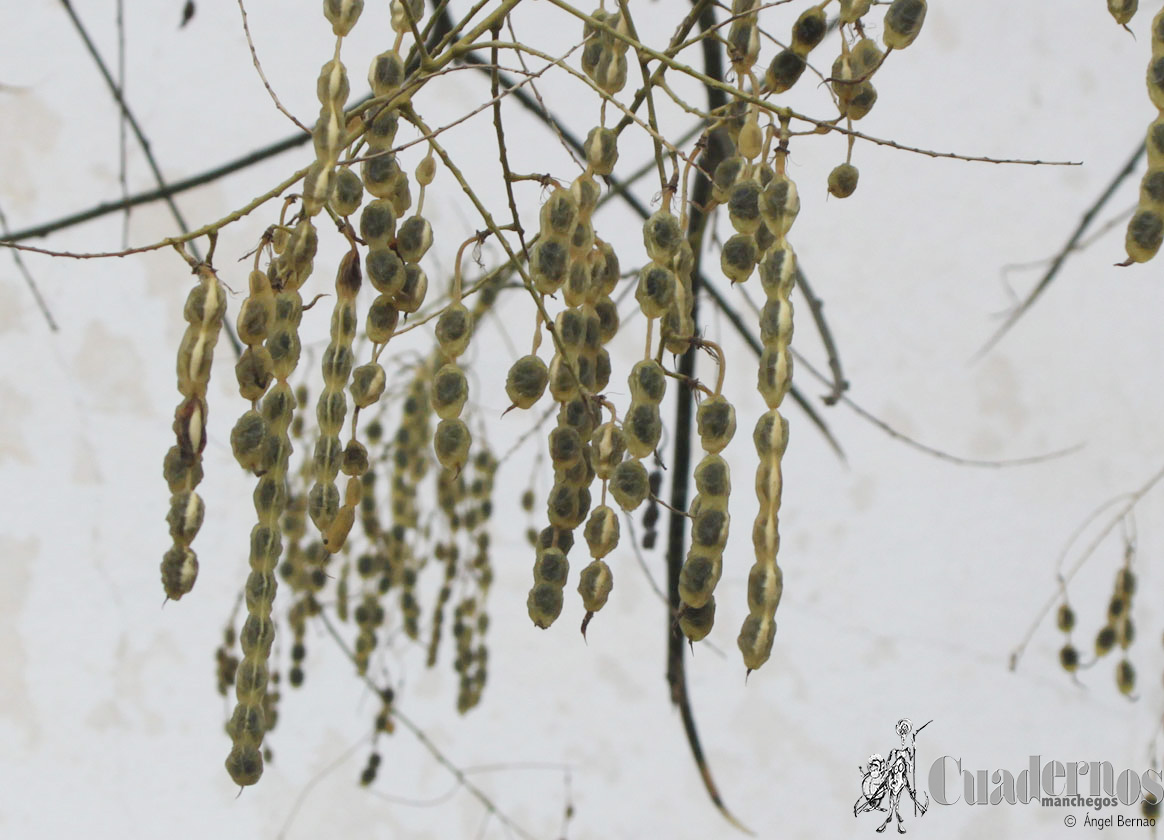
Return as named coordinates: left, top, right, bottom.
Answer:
left=609, top=458, right=650, bottom=511
left=764, top=49, right=806, bottom=94
left=883, top=0, right=927, bottom=50
left=435, top=303, right=473, bottom=359
left=595, top=50, right=628, bottom=94
left=527, top=581, right=564, bottom=629
left=679, top=549, right=722, bottom=609
left=721, top=233, right=759, bottom=284
left=594, top=348, right=611, bottom=391
left=505, top=354, right=549, bottom=409
left=396, top=215, right=433, bottom=263
left=828, top=163, right=860, bottom=198
left=697, top=396, right=737, bottom=454
left=694, top=454, right=732, bottom=499
left=236, top=281, right=274, bottom=346
left=548, top=425, right=584, bottom=468
left=592, top=421, right=627, bottom=479
left=569, top=219, right=596, bottom=260
left=235, top=346, right=275, bottom=402
left=360, top=199, right=397, bottom=250
left=559, top=397, right=598, bottom=437
left=643, top=210, right=683, bottom=263
left=434, top=418, right=472, bottom=472
left=1125, top=208, right=1164, bottom=263
left=330, top=167, right=364, bottom=217
left=758, top=297, right=794, bottom=347
left=679, top=597, right=716, bottom=642
left=578, top=559, right=613, bottom=612
left=365, top=295, right=400, bottom=344
left=563, top=261, right=592, bottom=308
left=365, top=248, right=405, bottom=296
left=584, top=126, right=619, bottom=176
left=727, top=179, right=763, bottom=235
left=547, top=482, right=589, bottom=530
left=1058, top=644, right=1079, bottom=672
left=1055, top=602, right=1076, bottom=633
left=1140, top=170, right=1164, bottom=210
left=537, top=525, right=575, bottom=556
left=841, top=82, right=878, bottom=120
left=394, top=263, right=428, bottom=313
left=628, top=360, right=667, bottom=404
left=362, top=153, right=402, bottom=200
left=530, top=236, right=570, bottom=294
left=572, top=176, right=602, bottom=221
left=758, top=346, right=793, bottom=408
left=540, top=188, right=579, bottom=238
left=554, top=308, right=587, bottom=351
left=231, top=410, right=268, bottom=471
left=790, top=4, right=827, bottom=56
left=390, top=0, right=425, bottom=33
left=624, top=403, right=662, bottom=459
left=167, top=491, right=205, bottom=545
left=636, top=262, right=676, bottom=318
left=754, top=409, right=790, bottom=461
left=225, top=743, right=264, bottom=787
left=430, top=363, right=469, bottom=420
left=851, top=38, right=884, bottom=77
left=534, top=546, right=570, bottom=586
left=161, top=544, right=199, bottom=600
left=324, top=0, right=364, bottom=36
left=583, top=504, right=620, bottom=559
left=341, top=440, right=369, bottom=476
left=1116, top=658, right=1136, bottom=696
left=746, top=563, right=784, bottom=615
left=547, top=353, right=580, bottom=403
left=692, top=508, right=730, bottom=551
left=737, top=612, right=776, bottom=672
left=712, top=156, right=746, bottom=204
left=760, top=176, right=801, bottom=239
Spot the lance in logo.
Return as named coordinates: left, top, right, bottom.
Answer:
left=855, top=718, right=931, bottom=834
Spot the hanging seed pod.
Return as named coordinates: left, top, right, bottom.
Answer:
left=329, top=168, right=363, bottom=218
left=728, top=179, right=763, bottom=235
left=680, top=598, right=716, bottom=643
left=721, top=234, right=759, bottom=284
left=527, top=581, right=564, bottom=628
left=1116, top=658, right=1136, bottom=695
left=360, top=200, right=397, bottom=250
left=506, top=355, right=549, bottom=409
left=595, top=51, right=628, bottom=94
left=636, top=263, right=676, bottom=318
left=531, top=236, right=570, bottom=294
left=610, top=458, right=650, bottom=510
left=236, top=346, right=275, bottom=402
left=390, top=0, right=425, bottom=33
left=592, top=422, right=627, bottom=479
left=350, top=363, right=386, bottom=409
left=790, top=4, right=827, bottom=56
left=434, top=418, right=471, bottom=473
left=851, top=38, right=883, bottom=76
left=1109, top=0, right=1137, bottom=25
left=324, top=0, right=363, bottom=35
left=369, top=51, right=405, bottom=99
left=583, top=505, right=619, bottom=559
left=679, top=550, right=722, bottom=609
left=435, top=304, right=473, bottom=359
left=643, top=210, right=683, bottom=263
left=365, top=107, right=399, bottom=153
left=629, top=360, right=667, bottom=404
left=1056, top=602, right=1076, bottom=633
left=1125, top=209, right=1164, bottom=263
left=1058, top=644, right=1079, bottom=672
left=765, top=49, right=807, bottom=94
left=712, top=157, right=746, bottom=204
left=541, top=188, right=580, bottom=238
left=578, top=559, right=613, bottom=613
left=365, top=249, right=405, bottom=297
left=738, top=613, right=776, bottom=672
left=760, top=176, right=801, bottom=239
left=697, top=397, right=736, bottom=454
left=431, top=364, right=469, bottom=421
left=584, top=126, right=619, bottom=175
left=394, top=263, right=428, bottom=313
left=828, top=163, right=860, bottom=198
left=883, top=0, right=927, bottom=50
left=624, top=403, right=662, bottom=458
left=366, top=296, right=400, bottom=344
left=396, top=215, right=433, bottom=263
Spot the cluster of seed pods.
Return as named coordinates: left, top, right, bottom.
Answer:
left=162, top=262, right=226, bottom=600
left=581, top=6, right=630, bottom=95
left=1122, top=8, right=1164, bottom=263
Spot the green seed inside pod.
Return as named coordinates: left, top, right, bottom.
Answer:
left=584, top=126, right=619, bottom=176
left=505, top=355, right=549, bottom=409
left=434, top=418, right=471, bottom=472
left=578, top=559, right=613, bottom=613
left=240, top=614, right=276, bottom=658
left=431, top=363, right=469, bottom=421
left=595, top=50, right=628, bottom=94
left=547, top=482, right=590, bottom=530
left=366, top=295, right=400, bottom=345
left=534, top=547, right=569, bottom=586
left=540, top=188, right=579, bottom=238
left=302, top=159, right=336, bottom=216
left=765, top=49, right=807, bottom=94
left=342, top=440, right=369, bottom=476
left=840, top=0, right=873, bottom=22
left=747, top=563, right=783, bottom=614
left=369, top=50, right=405, bottom=97
left=791, top=4, right=826, bottom=55
left=697, top=396, right=736, bottom=454
left=759, top=246, right=797, bottom=299
left=1058, top=644, right=1079, bottom=672
left=572, top=176, right=601, bottom=220
left=547, top=352, right=579, bottom=402
left=166, top=491, right=205, bottom=545
left=350, top=363, right=386, bottom=408
left=758, top=298, right=793, bottom=348
left=555, top=309, right=586, bottom=350
left=327, top=168, right=363, bottom=218
left=1117, top=567, right=1137, bottom=596
left=163, top=444, right=202, bottom=492
left=316, top=389, right=347, bottom=436
left=253, top=473, right=288, bottom=520
left=1125, top=209, right=1164, bottom=263
left=727, top=179, right=762, bottom=235
left=629, top=360, right=666, bottom=404
left=643, top=210, right=683, bottom=263
left=314, top=438, right=343, bottom=485
left=531, top=237, right=569, bottom=294
left=828, top=163, right=860, bottom=199
left=231, top=410, right=268, bottom=471
left=308, top=480, right=341, bottom=531
left=851, top=38, right=883, bottom=76
left=721, top=234, right=759, bottom=284
left=245, top=569, right=277, bottom=614
left=365, top=106, right=399, bottom=152
left=883, top=0, right=927, bottom=50
left=1116, top=658, right=1136, bottom=695
left=527, top=581, right=564, bottom=629
left=558, top=397, right=599, bottom=437
left=1141, top=170, right=1164, bottom=207
left=738, top=613, right=776, bottom=671
left=237, top=297, right=273, bottom=348
left=236, top=346, right=275, bottom=402
left=624, top=403, right=662, bottom=458
left=393, top=263, right=428, bottom=314
left=537, top=525, right=576, bottom=555
left=563, top=262, right=591, bottom=308
left=694, top=455, right=731, bottom=499
left=679, top=550, right=722, bottom=608
left=360, top=200, right=397, bottom=250
left=842, top=83, right=878, bottom=121
left=570, top=220, right=595, bottom=259
left=594, top=348, right=611, bottom=391
left=692, top=508, right=729, bottom=550
left=435, top=304, right=473, bottom=358
left=758, top=345, right=792, bottom=408
left=226, top=743, right=264, bottom=787
left=549, top=425, right=583, bottom=466
left=636, top=263, right=676, bottom=318
left=161, top=544, right=198, bottom=600
left=591, top=241, right=620, bottom=297
left=754, top=409, right=790, bottom=460
left=396, top=215, right=433, bottom=263
left=760, top=177, right=801, bottom=239
left=609, top=458, right=649, bottom=511
left=680, top=597, right=716, bottom=642
left=321, top=346, right=354, bottom=391
left=317, top=58, right=350, bottom=109
left=362, top=153, right=402, bottom=200
left=583, top=504, right=619, bottom=559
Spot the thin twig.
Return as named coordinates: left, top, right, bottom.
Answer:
left=791, top=267, right=847, bottom=405
left=0, top=203, right=58, bottom=332
left=237, top=0, right=311, bottom=134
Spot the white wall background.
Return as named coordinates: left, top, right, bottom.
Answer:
left=2, top=1, right=1163, bottom=838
